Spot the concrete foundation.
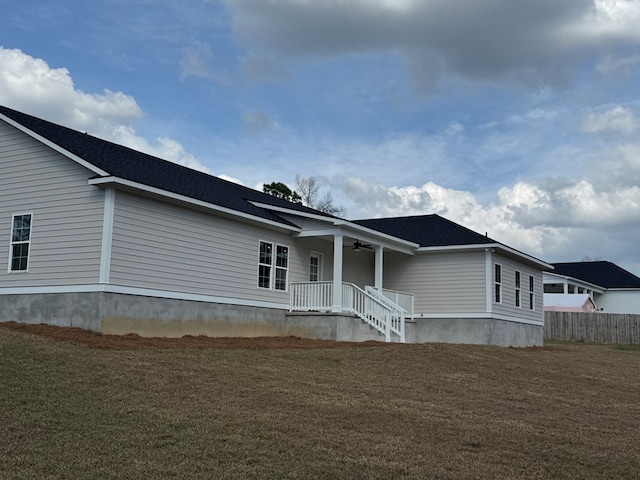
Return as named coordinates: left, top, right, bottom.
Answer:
left=407, top=317, right=543, bottom=347
left=0, top=292, right=543, bottom=346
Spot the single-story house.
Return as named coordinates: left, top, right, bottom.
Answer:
left=543, top=293, right=597, bottom=313
left=0, top=105, right=552, bottom=346
left=544, top=261, right=640, bottom=314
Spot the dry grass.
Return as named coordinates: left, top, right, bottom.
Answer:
left=1, top=323, right=640, bottom=479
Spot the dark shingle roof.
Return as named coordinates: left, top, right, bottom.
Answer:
left=551, top=261, right=640, bottom=289
left=354, top=214, right=495, bottom=247
left=0, top=105, right=334, bottom=228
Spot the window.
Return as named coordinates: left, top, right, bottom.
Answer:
left=515, top=270, right=521, bottom=308
left=258, top=241, right=289, bottom=291
left=275, top=245, right=288, bottom=291
left=529, top=275, right=535, bottom=310
left=9, top=214, right=32, bottom=272
left=494, top=264, right=502, bottom=303
left=309, top=252, right=322, bottom=282
left=258, top=241, right=272, bottom=288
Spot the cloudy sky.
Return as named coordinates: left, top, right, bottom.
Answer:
left=2, top=0, right=640, bottom=273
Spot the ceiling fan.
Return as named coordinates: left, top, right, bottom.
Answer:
left=352, top=240, right=372, bottom=252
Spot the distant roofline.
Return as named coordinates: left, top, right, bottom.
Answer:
left=543, top=271, right=606, bottom=292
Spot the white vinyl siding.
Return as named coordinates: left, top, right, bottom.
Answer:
left=0, top=121, right=104, bottom=286
left=383, top=250, right=487, bottom=314
left=109, top=192, right=306, bottom=303
left=595, top=290, right=640, bottom=314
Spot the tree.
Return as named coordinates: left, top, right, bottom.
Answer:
left=262, top=182, right=302, bottom=204
left=263, top=175, right=346, bottom=217
left=294, top=175, right=346, bottom=217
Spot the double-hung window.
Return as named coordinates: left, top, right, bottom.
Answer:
left=258, top=241, right=289, bottom=291
left=9, top=214, right=32, bottom=272
left=494, top=264, right=502, bottom=303
left=529, top=275, right=535, bottom=310
left=515, top=271, right=521, bottom=308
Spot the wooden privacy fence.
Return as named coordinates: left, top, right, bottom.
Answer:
left=544, top=311, right=640, bottom=344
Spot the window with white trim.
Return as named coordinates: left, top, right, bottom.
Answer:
left=515, top=270, right=521, bottom=308
left=258, top=241, right=272, bottom=288
left=9, top=214, right=32, bottom=272
left=275, top=245, right=289, bottom=291
left=494, top=263, right=502, bottom=303
left=258, top=241, right=289, bottom=291
left=529, top=275, right=535, bottom=310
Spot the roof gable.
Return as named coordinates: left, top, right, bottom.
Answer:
left=552, top=261, right=640, bottom=289
left=354, top=214, right=495, bottom=247
left=0, top=105, right=335, bottom=228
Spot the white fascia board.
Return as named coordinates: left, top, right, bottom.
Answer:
left=0, top=284, right=290, bottom=310
left=88, top=176, right=301, bottom=233
left=417, top=243, right=552, bottom=270
left=0, top=113, right=109, bottom=176
left=543, top=272, right=605, bottom=293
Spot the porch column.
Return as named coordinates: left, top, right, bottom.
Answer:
left=374, top=245, right=384, bottom=291
left=332, top=234, right=343, bottom=312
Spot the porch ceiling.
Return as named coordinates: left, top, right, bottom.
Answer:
left=294, top=227, right=417, bottom=255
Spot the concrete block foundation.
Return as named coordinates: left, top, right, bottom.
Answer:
left=0, top=292, right=543, bottom=346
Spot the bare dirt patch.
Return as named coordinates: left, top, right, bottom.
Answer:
left=0, top=321, right=388, bottom=350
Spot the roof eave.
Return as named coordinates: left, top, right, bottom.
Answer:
left=89, top=177, right=301, bottom=232
left=250, top=202, right=419, bottom=254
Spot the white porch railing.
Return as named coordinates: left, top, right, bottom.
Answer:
left=378, top=288, right=414, bottom=319
left=290, top=282, right=406, bottom=342
left=289, top=281, right=334, bottom=312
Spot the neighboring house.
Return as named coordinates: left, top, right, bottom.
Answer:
left=544, top=261, right=640, bottom=314
left=543, top=293, right=597, bottom=313
left=0, top=105, right=551, bottom=346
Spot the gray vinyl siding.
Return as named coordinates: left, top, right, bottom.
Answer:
left=109, top=191, right=308, bottom=304
left=0, top=121, right=104, bottom=287
left=492, top=253, right=544, bottom=322
left=343, top=251, right=375, bottom=287
left=383, top=250, right=486, bottom=314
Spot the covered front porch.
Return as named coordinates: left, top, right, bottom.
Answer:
left=284, top=218, right=419, bottom=342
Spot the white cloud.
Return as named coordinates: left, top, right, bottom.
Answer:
left=582, top=105, right=639, bottom=134
left=0, top=47, right=210, bottom=173
left=336, top=165, right=640, bottom=267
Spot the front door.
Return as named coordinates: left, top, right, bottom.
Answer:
left=309, top=252, right=323, bottom=282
